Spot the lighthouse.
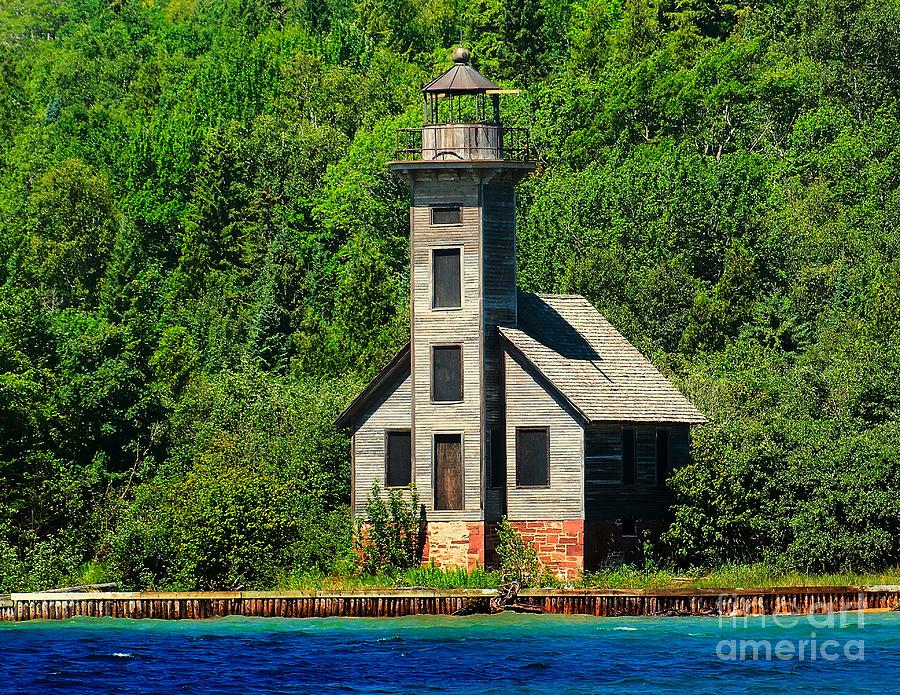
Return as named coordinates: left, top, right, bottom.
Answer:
left=337, top=49, right=705, bottom=577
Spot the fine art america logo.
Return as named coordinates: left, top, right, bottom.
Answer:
left=715, top=592, right=866, bottom=662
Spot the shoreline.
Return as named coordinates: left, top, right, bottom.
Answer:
left=2, top=586, right=898, bottom=622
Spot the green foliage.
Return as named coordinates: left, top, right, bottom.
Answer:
left=108, top=370, right=354, bottom=590
left=661, top=339, right=900, bottom=572
left=355, top=483, right=423, bottom=574
left=0, top=0, right=899, bottom=590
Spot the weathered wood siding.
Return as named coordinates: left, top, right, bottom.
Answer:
left=357, top=165, right=530, bottom=524
left=504, top=350, right=583, bottom=520
left=409, top=173, right=484, bottom=521
left=481, top=180, right=517, bottom=520
left=352, top=371, right=412, bottom=517
left=584, top=423, right=691, bottom=521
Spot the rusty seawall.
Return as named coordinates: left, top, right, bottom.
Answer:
left=1, top=586, right=898, bottom=621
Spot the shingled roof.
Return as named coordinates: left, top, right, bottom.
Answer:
left=422, top=63, right=500, bottom=94
left=334, top=343, right=410, bottom=429
left=500, top=294, right=706, bottom=424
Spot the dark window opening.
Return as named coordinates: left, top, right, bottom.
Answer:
left=385, top=430, right=412, bottom=488
left=635, top=427, right=657, bottom=486
left=432, top=346, right=463, bottom=402
left=585, top=428, right=622, bottom=485
left=656, top=429, right=669, bottom=486
left=516, top=428, right=549, bottom=487
left=489, top=429, right=506, bottom=488
left=432, top=248, right=461, bottom=309
left=431, top=206, right=462, bottom=225
left=622, top=428, right=636, bottom=485
left=434, top=434, right=463, bottom=510
left=620, top=518, right=637, bottom=537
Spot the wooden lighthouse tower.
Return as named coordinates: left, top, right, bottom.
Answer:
left=388, top=47, right=533, bottom=549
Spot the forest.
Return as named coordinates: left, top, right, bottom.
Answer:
left=0, top=0, right=898, bottom=591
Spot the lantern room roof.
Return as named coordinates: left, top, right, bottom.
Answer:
left=422, top=48, right=499, bottom=95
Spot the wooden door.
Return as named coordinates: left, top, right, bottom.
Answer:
left=434, top=434, right=463, bottom=510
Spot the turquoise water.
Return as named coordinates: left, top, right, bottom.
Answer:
left=0, top=612, right=898, bottom=693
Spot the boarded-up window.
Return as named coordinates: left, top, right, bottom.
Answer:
left=489, top=429, right=506, bottom=488
left=636, top=428, right=657, bottom=485
left=431, top=206, right=461, bottom=225
left=385, top=430, right=411, bottom=488
left=585, top=428, right=622, bottom=484
left=622, top=429, right=635, bottom=485
left=434, top=434, right=463, bottom=510
left=432, top=249, right=461, bottom=308
left=516, top=428, right=549, bottom=487
left=432, top=346, right=462, bottom=402
left=656, top=429, right=669, bottom=486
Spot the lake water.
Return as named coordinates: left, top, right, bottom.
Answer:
left=0, top=612, right=897, bottom=693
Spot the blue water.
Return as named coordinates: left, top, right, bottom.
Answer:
left=0, top=612, right=898, bottom=694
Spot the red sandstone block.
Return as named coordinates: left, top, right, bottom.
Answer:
left=559, top=537, right=578, bottom=546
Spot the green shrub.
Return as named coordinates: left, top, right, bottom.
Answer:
left=107, top=370, right=355, bottom=590
left=355, top=483, right=423, bottom=574
left=495, top=517, right=546, bottom=586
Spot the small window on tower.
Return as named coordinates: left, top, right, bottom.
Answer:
left=432, top=345, right=463, bottom=402
left=431, top=206, right=462, bottom=225
left=432, top=248, right=461, bottom=309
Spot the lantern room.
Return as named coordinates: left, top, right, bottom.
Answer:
left=397, top=47, right=530, bottom=162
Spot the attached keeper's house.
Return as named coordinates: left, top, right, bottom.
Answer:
left=335, top=49, right=706, bottom=578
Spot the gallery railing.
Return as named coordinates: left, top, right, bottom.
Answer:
left=395, top=126, right=531, bottom=162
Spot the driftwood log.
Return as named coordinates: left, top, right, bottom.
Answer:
left=450, top=583, right=543, bottom=615
left=490, top=583, right=543, bottom=614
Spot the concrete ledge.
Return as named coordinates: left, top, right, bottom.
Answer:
left=8, top=585, right=899, bottom=602
left=9, top=589, right=500, bottom=601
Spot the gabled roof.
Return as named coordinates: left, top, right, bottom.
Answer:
left=422, top=64, right=500, bottom=94
left=500, top=294, right=707, bottom=425
left=334, top=343, right=410, bottom=429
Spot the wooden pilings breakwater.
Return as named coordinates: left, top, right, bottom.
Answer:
left=1, top=586, right=898, bottom=622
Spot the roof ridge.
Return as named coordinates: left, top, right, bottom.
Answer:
left=533, top=293, right=588, bottom=299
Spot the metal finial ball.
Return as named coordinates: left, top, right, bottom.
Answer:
left=452, top=47, right=471, bottom=64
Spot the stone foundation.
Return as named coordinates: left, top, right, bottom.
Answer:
left=508, top=520, right=584, bottom=580
left=417, top=519, right=667, bottom=579
left=422, top=522, right=485, bottom=569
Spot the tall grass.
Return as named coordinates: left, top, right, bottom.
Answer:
left=578, top=564, right=900, bottom=590
left=274, top=564, right=900, bottom=591
left=274, top=565, right=504, bottom=591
